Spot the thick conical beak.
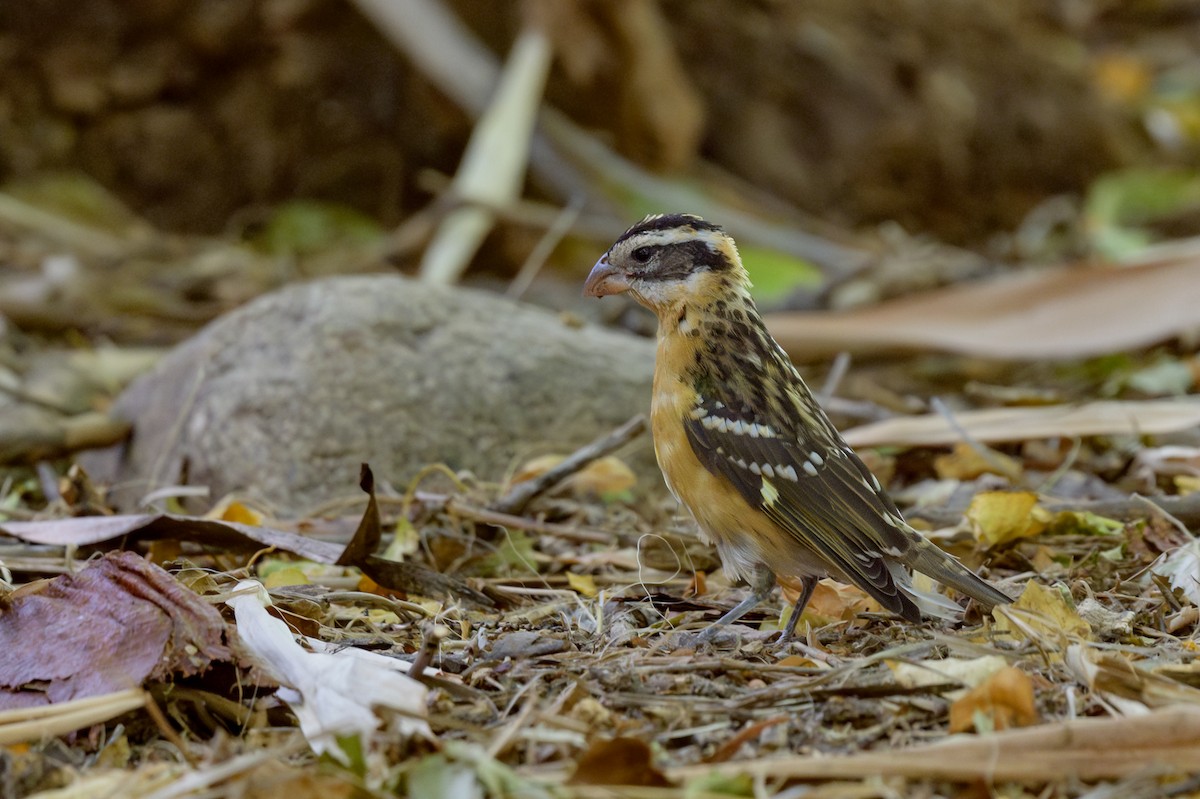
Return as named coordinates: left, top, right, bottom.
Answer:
left=583, top=255, right=629, bottom=297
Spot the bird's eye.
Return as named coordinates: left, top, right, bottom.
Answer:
left=631, top=247, right=652, bottom=263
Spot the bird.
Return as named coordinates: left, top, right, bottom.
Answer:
left=584, top=213, right=1012, bottom=640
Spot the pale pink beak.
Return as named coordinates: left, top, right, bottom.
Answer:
left=583, top=255, right=630, bottom=297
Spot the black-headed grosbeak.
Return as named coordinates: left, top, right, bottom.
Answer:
left=585, top=213, right=1011, bottom=639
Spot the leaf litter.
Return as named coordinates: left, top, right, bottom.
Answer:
left=2, top=422, right=1200, bottom=797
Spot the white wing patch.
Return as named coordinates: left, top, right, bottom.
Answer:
left=699, top=414, right=776, bottom=439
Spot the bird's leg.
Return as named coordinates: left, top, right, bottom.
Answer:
left=698, top=564, right=776, bottom=640
left=777, top=576, right=817, bottom=644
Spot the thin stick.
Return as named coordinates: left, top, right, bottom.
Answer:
left=449, top=501, right=612, bottom=544
left=489, top=415, right=647, bottom=515
left=507, top=196, right=584, bottom=299
left=818, top=351, right=851, bottom=404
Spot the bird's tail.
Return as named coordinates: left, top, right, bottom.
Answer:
left=906, top=536, right=1013, bottom=611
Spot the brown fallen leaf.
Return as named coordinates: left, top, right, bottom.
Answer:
left=0, top=511, right=343, bottom=559
left=767, top=257, right=1200, bottom=361
left=949, top=666, right=1039, bottom=733
left=568, top=737, right=672, bottom=787
left=0, top=551, right=230, bottom=709
left=786, top=579, right=882, bottom=626
left=0, top=513, right=343, bottom=563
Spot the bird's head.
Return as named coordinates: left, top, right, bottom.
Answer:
left=584, top=213, right=750, bottom=317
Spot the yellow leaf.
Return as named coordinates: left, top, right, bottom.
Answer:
left=1092, top=53, right=1152, bottom=104
left=1030, top=545, right=1060, bottom=575
left=570, top=456, right=637, bottom=501
left=994, top=581, right=1092, bottom=654
left=934, top=442, right=1022, bottom=481
left=206, top=497, right=264, bottom=525
left=511, top=454, right=564, bottom=485
left=949, top=666, right=1039, bottom=733
left=262, top=567, right=310, bottom=588
left=382, top=517, right=420, bottom=559
left=567, top=571, right=598, bottom=597
left=510, top=454, right=636, bottom=502
left=967, top=491, right=1046, bottom=546
left=1175, top=474, right=1200, bottom=495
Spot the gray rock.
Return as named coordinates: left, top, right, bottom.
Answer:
left=87, top=275, right=656, bottom=512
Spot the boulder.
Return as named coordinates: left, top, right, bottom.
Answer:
left=87, top=276, right=656, bottom=512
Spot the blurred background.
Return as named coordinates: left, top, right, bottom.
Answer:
left=2, top=0, right=1199, bottom=323
left=2, top=0, right=1200, bottom=501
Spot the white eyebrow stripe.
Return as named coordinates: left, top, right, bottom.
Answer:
left=627, top=227, right=725, bottom=249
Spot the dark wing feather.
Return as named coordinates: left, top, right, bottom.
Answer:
left=684, top=395, right=922, bottom=620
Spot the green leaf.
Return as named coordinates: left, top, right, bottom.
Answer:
left=1086, top=168, right=1200, bottom=227
left=251, top=200, right=383, bottom=256
left=739, top=245, right=821, bottom=303
left=1045, top=511, right=1124, bottom=537
left=684, top=771, right=755, bottom=797
left=1125, top=358, right=1196, bottom=397
left=407, top=754, right=483, bottom=799
left=477, top=529, right=538, bottom=576
left=1084, top=168, right=1200, bottom=259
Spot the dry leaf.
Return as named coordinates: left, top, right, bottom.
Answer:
left=0, top=551, right=230, bottom=709
left=0, top=513, right=343, bottom=563
left=262, top=567, right=311, bottom=589
left=949, top=666, right=1039, bottom=733
left=512, top=454, right=636, bottom=500
left=566, top=571, right=598, bottom=597
left=567, top=737, right=672, bottom=787
left=766, top=257, right=1200, bottom=361
left=1151, top=539, right=1200, bottom=607
left=889, top=655, right=1008, bottom=699
left=994, top=581, right=1093, bottom=655
left=934, top=442, right=1022, bottom=481
left=207, top=498, right=265, bottom=526
left=569, top=456, right=637, bottom=499
left=967, top=491, right=1045, bottom=546
left=1066, top=644, right=1200, bottom=716
left=843, top=400, right=1200, bottom=448
left=225, top=581, right=431, bottom=763
left=784, top=579, right=882, bottom=626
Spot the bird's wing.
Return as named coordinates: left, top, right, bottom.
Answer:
left=683, top=390, right=922, bottom=619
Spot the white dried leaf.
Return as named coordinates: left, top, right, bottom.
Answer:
left=226, top=580, right=431, bottom=762
left=1152, top=539, right=1200, bottom=608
